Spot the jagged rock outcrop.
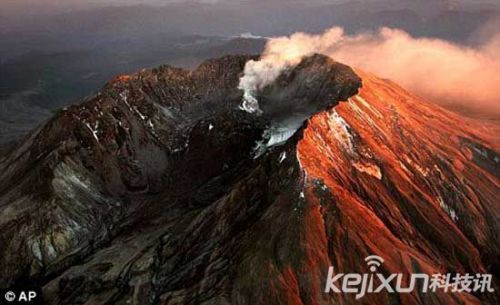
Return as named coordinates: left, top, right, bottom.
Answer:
left=0, top=55, right=498, bottom=305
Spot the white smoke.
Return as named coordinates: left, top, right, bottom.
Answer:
left=238, top=26, right=500, bottom=115
left=238, top=28, right=346, bottom=114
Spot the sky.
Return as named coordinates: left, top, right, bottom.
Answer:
left=1, top=1, right=492, bottom=16
left=1, top=1, right=188, bottom=15
left=0, top=0, right=346, bottom=14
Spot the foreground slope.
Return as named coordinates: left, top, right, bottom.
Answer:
left=297, top=70, right=499, bottom=305
left=0, top=55, right=498, bottom=305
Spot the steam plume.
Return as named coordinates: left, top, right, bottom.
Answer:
left=239, top=27, right=500, bottom=115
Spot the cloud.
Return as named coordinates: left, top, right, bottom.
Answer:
left=239, top=26, right=500, bottom=115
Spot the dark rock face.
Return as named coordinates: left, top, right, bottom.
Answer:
left=0, top=54, right=498, bottom=305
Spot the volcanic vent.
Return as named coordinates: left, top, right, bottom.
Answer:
left=0, top=54, right=498, bottom=305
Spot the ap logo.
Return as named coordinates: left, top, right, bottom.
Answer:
left=4, top=291, right=16, bottom=302
left=2, top=290, right=38, bottom=303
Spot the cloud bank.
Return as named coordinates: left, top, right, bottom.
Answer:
left=239, top=27, right=500, bottom=115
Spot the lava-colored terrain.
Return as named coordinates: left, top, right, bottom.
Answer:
left=297, top=70, right=499, bottom=305
left=0, top=55, right=498, bottom=305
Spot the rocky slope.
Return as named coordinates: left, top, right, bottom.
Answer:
left=0, top=54, right=498, bottom=305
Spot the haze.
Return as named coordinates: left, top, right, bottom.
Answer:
left=1, top=0, right=499, bottom=147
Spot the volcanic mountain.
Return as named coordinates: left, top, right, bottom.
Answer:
left=0, top=54, right=498, bottom=305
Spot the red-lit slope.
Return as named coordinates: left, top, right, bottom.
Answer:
left=297, top=70, right=499, bottom=305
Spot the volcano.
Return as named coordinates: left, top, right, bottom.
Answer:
left=0, top=54, right=498, bottom=305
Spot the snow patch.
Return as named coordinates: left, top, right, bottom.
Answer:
left=84, top=122, right=99, bottom=142
left=355, top=95, right=383, bottom=118
left=134, top=106, right=146, bottom=121
left=267, top=127, right=297, bottom=147
left=327, top=110, right=355, bottom=155
left=120, top=91, right=132, bottom=111
left=120, top=90, right=148, bottom=122
left=353, top=161, right=382, bottom=180
left=404, top=156, right=429, bottom=177
left=438, top=196, right=459, bottom=222
left=399, top=161, right=413, bottom=176
left=279, top=151, right=287, bottom=163
left=348, top=98, right=383, bottom=131
left=254, top=125, right=301, bottom=158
